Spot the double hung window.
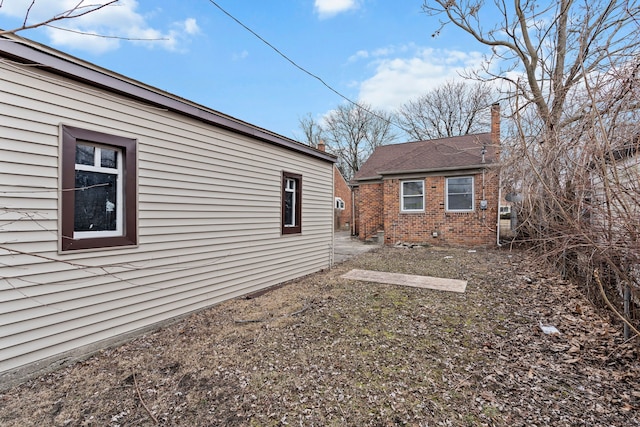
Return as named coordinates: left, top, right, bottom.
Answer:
left=401, top=180, right=424, bottom=211
left=446, top=176, right=474, bottom=211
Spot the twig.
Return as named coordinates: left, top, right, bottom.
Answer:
left=594, top=269, right=640, bottom=338
left=234, top=318, right=264, bottom=324
left=133, top=372, right=158, bottom=425
left=289, top=304, right=311, bottom=316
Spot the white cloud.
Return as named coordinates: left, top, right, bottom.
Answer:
left=232, top=50, right=249, bottom=61
left=314, top=0, right=359, bottom=19
left=0, top=0, right=199, bottom=54
left=183, top=18, right=200, bottom=35
left=355, top=47, right=487, bottom=110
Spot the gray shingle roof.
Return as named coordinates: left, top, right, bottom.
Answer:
left=353, top=133, right=498, bottom=181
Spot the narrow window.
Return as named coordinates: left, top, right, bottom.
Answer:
left=282, top=172, right=302, bottom=234
left=335, top=197, right=345, bottom=210
left=61, top=126, right=137, bottom=251
left=401, top=180, right=424, bottom=211
left=446, top=176, right=474, bottom=211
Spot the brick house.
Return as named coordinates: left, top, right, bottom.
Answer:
left=334, top=165, right=353, bottom=231
left=318, top=141, right=353, bottom=231
left=351, top=104, right=501, bottom=247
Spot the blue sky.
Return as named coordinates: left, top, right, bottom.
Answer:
left=0, top=0, right=490, bottom=141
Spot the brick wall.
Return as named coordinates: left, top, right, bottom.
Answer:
left=334, top=166, right=352, bottom=231
left=355, top=182, right=384, bottom=240
left=383, top=170, right=499, bottom=246
left=355, top=169, right=500, bottom=247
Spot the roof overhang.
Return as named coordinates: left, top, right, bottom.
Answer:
left=353, top=162, right=499, bottom=183
left=0, top=33, right=336, bottom=163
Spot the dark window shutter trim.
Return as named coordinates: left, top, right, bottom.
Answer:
left=61, top=125, right=137, bottom=251
left=281, top=171, right=302, bottom=235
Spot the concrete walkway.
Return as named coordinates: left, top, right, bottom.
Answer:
left=341, top=269, right=467, bottom=293
left=333, top=231, right=381, bottom=264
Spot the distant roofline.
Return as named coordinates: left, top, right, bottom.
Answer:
left=387, top=132, right=492, bottom=146
left=0, top=33, right=335, bottom=163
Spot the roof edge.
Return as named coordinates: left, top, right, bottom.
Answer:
left=353, top=162, right=500, bottom=183
left=378, top=163, right=499, bottom=176
left=0, top=34, right=335, bottom=163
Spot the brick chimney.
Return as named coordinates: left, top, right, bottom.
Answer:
left=317, top=139, right=326, bottom=152
left=490, top=103, right=500, bottom=146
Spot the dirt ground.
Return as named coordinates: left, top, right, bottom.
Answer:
left=0, top=246, right=638, bottom=426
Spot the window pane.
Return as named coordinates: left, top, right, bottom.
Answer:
left=403, top=181, right=423, bottom=196
left=403, top=195, right=423, bottom=210
left=101, top=148, right=118, bottom=168
left=75, top=144, right=94, bottom=166
left=448, top=177, right=472, bottom=194
left=448, top=194, right=473, bottom=210
left=284, top=191, right=294, bottom=226
left=74, top=171, right=118, bottom=232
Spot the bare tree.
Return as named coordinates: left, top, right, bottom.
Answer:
left=322, top=103, right=397, bottom=180
left=424, top=0, right=639, bottom=136
left=397, top=80, right=494, bottom=140
left=296, top=113, right=325, bottom=148
left=424, top=0, right=640, bottom=332
left=0, top=1, right=120, bottom=35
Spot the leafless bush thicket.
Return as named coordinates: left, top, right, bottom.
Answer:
left=423, top=0, right=640, bottom=335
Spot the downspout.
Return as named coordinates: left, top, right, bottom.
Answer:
left=490, top=102, right=502, bottom=247
left=497, top=167, right=502, bottom=247
left=351, top=186, right=356, bottom=236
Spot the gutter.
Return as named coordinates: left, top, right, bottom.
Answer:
left=353, top=162, right=500, bottom=184
left=377, top=163, right=499, bottom=176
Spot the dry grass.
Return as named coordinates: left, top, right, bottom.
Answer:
left=0, top=246, right=638, bottom=426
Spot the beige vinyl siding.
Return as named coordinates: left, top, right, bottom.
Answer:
left=0, top=59, right=334, bottom=378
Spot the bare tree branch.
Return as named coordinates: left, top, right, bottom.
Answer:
left=0, top=0, right=120, bottom=36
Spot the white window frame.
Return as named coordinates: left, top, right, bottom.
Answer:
left=446, top=176, right=474, bottom=212
left=284, top=177, right=297, bottom=227
left=73, top=143, right=124, bottom=239
left=335, top=197, right=345, bottom=210
left=401, top=180, right=425, bottom=212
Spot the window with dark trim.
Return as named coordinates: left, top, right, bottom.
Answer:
left=281, top=171, right=302, bottom=234
left=61, top=125, right=137, bottom=251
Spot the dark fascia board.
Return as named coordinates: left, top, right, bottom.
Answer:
left=0, top=34, right=335, bottom=163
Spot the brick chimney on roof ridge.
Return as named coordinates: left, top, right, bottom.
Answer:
left=317, top=139, right=326, bottom=152
left=491, top=103, right=500, bottom=146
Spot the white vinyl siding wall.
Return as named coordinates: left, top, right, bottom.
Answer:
left=0, top=60, right=334, bottom=377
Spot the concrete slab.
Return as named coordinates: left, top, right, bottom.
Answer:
left=341, top=269, right=467, bottom=293
left=333, top=231, right=381, bottom=264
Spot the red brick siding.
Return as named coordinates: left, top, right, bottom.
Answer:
left=380, top=171, right=499, bottom=247
left=354, top=169, right=499, bottom=246
left=355, top=182, right=384, bottom=240
left=334, top=166, right=352, bottom=230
